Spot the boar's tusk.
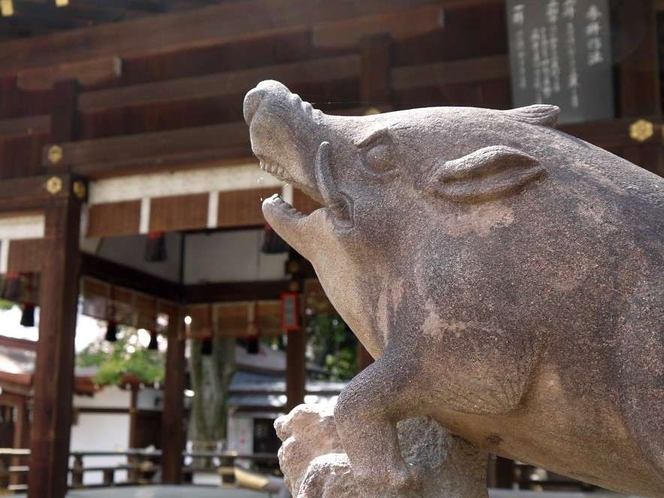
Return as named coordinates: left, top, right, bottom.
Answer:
left=430, top=145, right=547, bottom=203
left=315, top=141, right=352, bottom=221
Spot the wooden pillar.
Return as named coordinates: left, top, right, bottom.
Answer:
left=286, top=325, right=306, bottom=412
left=284, top=281, right=306, bottom=412
left=28, top=186, right=83, bottom=498
left=161, top=305, right=185, bottom=484
left=128, top=385, right=139, bottom=447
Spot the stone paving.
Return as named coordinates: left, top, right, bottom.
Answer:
left=16, top=485, right=269, bottom=498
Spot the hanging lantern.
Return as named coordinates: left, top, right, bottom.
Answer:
left=281, top=292, right=300, bottom=331
left=200, top=305, right=215, bottom=356
left=19, top=273, right=37, bottom=327
left=246, top=335, right=259, bottom=355
left=145, top=231, right=167, bottom=262
left=20, top=304, right=35, bottom=327
left=261, top=224, right=288, bottom=254
left=200, top=336, right=213, bottom=356
left=105, top=320, right=118, bottom=342
left=105, top=286, right=118, bottom=342
left=1, top=271, right=22, bottom=302
left=246, top=302, right=260, bottom=354
left=147, top=330, right=159, bottom=350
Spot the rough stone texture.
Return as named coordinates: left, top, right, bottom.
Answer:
left=244, top=80, right=664, bottom=498
left=275, top=403, right=487, bottom=498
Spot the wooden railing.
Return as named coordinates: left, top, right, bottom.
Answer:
left=0, top=448, right=279, bottom=493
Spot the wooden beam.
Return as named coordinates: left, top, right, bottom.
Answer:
left=78, top=55, right=360, bottom=113
left=43, top=122, right=251, bottom=178
left=184, top=280, right=291, bottom=304
left=0, top=0, right=439, bottom=78
left=0, top=115, right=50, bottom=139
left=17, top=57, right=121, bottom=92
left=161, top=303, right=184, bottom=484
left=80, top=253, right=182, bottom=302
left=392, top=55, right=510, bottom=91
left=0, top=174, right=79, bottom=213
left=0, top=335, right=37, bottom=352
left=558, top=117, right=662, bottom=150
left=313, top=5, right=443, bottom=49
left=28, top=191, right=82, bottom=498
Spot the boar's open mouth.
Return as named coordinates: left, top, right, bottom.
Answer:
left=260, top=141, right=353, bottom=227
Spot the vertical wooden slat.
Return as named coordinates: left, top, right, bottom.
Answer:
left=28, top=193, right=82, bottom=498
left=50, top=79, right=80, bottom=146
left=0, top=77, right=19, bottom=119
left=615, top=0, right=661, bottom=117
left=161, top=304, right=185, bottom=484
left=360, top=34, right=392, bottom=107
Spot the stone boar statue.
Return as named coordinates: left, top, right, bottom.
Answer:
left=244, top=80, right=664, bottom=498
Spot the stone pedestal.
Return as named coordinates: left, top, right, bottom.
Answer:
left=276, top=403, right=488, bottom=498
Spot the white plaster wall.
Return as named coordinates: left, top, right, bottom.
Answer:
left=71, top=387, right=131, bottom=486
left=74, top=386, right=130, bottom=409
left=184, top=229, right=287, bottom=284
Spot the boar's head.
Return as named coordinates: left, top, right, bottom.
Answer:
left=244, top=80, right=555, bottom=262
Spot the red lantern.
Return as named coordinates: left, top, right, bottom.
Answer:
left=281, top=292, right=300, bottom=331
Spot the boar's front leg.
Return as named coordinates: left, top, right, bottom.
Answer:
left=334, top=351, right=423, bottom=498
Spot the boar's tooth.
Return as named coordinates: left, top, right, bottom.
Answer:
left=314, top=141, right=350, bottom=221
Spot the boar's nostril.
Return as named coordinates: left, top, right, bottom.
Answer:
left=243, top=88, right=265, bottom=125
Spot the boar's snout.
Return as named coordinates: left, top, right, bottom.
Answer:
left=243, top=80, right=294, bottom=125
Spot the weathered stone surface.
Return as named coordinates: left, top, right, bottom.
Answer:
left=276, top=403, right=487, bottom=498
left=244, top=80, right=664, bottom=497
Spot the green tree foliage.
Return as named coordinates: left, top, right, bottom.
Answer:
left=306, top=314, right=357, bottom=381
left=77, top=326, right=164, bottom=386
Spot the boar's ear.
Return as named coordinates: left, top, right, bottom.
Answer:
left=503, top=105, right=560, bottom=127
left=428, top=146, right=546, bottom=203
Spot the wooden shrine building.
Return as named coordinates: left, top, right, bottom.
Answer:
left=0, top=0, right=661, bottom=497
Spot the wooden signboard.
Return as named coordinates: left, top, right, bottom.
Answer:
left=506, top=0, right=614, bottom=124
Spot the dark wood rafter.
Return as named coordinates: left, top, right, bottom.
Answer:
left=0, top=115, right=50, bottom=138
left=558, top=117, right=663, bottom=149
left=78, top=55, right=361, bottom=113
left=80, top=253, right=182, bottom=302
left=391, top=55, right=510, bottom=90
left=43, top=122, right=251, bottom=178
left=17, top=57, right=122, bottom=92
left=0, top=0, right=443, bottom=77
left=184, top=280, right=292, bottom=304
left=0, top=174, right=80, bottom=212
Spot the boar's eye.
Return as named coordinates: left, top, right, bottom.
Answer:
left=358, top=128, right=394, bottom=176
